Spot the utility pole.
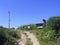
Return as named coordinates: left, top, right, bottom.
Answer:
left=8, top=11, right=10, bottom=29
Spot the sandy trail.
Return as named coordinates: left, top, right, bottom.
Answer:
left=18, top=31, right=40, bottom=45
left=18, top=33, right=26, bottom=45
left=25, top=31, right=40, bottom=45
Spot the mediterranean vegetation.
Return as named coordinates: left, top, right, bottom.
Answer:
left=18, top=16, right=60, bottom=45
left=0, top=16, right=60, bottom=45
left=0, top=26, right=20, bottom=45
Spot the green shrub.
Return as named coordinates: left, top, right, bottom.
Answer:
left=0, top=27, right=20, bottom=45
left=47, top=16, right=60, bottom=38
left=26, top=38, right=33, bottom=45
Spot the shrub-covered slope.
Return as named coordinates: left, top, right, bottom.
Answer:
left=0, top=26, right=20, bottom=45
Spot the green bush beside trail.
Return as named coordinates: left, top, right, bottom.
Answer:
left=0, top=26, right=20, bottom=45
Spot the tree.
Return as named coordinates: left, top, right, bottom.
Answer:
left=43, top=19, right=46, bottom=27
left=47, top=16, right=60, bottom=30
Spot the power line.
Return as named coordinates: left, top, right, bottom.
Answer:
left=8, top=11, right=10, bottom=29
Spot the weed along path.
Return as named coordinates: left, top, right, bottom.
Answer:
left=25, top=31, right=40, bottom=45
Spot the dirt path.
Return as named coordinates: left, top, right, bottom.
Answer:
left=17, top=31, right=40, bottom=45
left=18, top=33, right=26, bottom=45
left=25, top=31, right=40, bottom=45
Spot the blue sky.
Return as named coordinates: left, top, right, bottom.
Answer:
left=0, top=0, right=60, bottom=28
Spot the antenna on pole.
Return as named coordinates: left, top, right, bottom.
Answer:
left=8, top=11, right=10, bottom=29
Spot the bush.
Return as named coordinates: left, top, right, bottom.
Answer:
left=47, top=16, right=60, bottom=30
left=47, top=16, right=60, bottom=38
left=0, top=27, right=20, bottom=45
left=26, top=38, right=33, bottom=45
